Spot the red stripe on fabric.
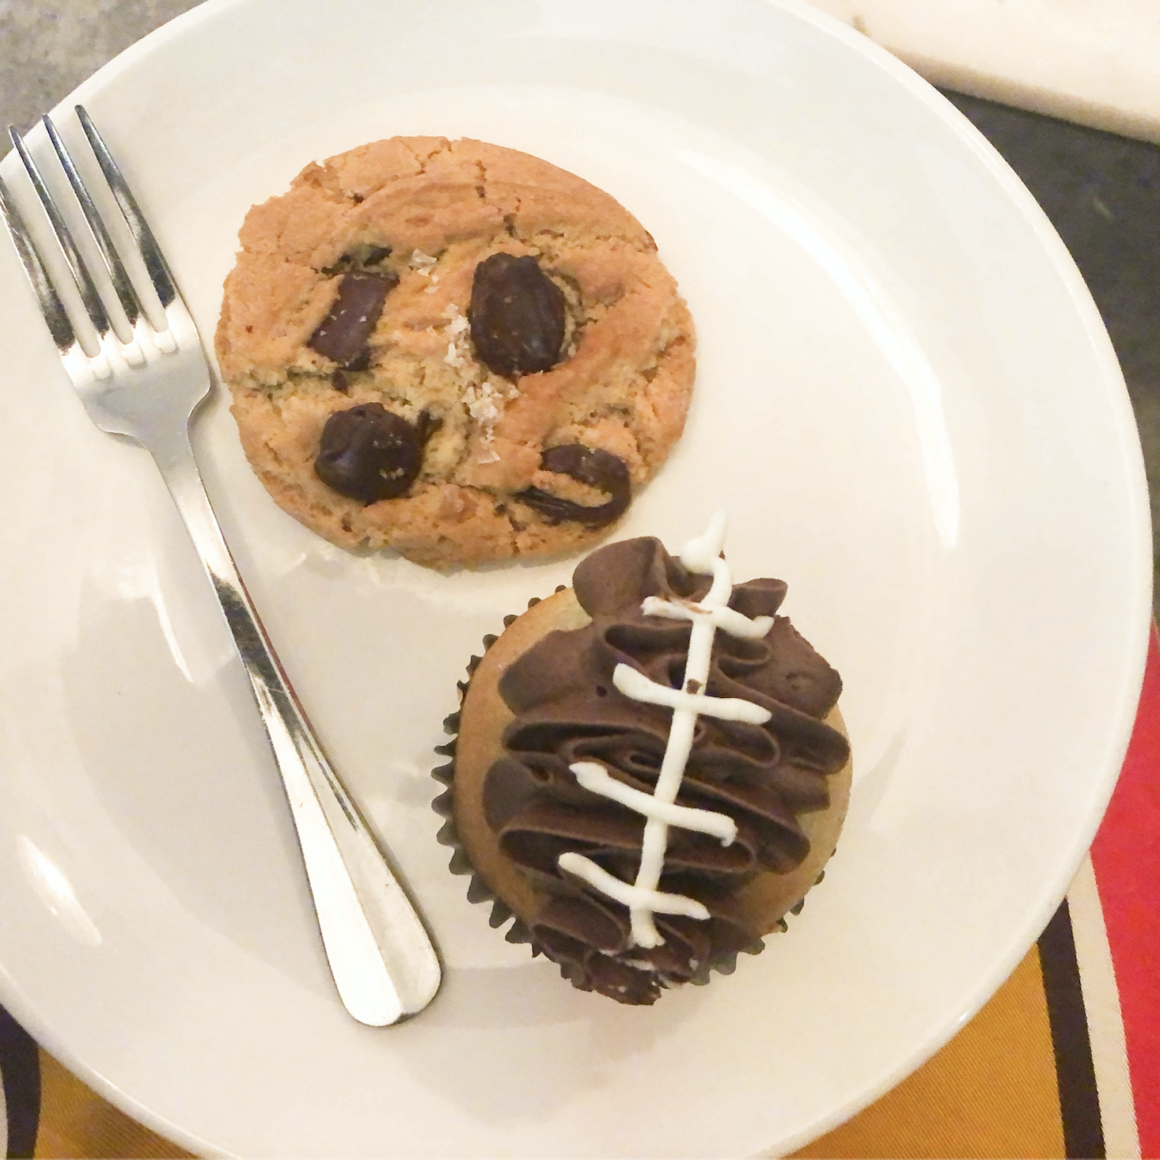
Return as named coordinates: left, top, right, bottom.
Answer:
left=1091, top=625, right=1160, bottom=1160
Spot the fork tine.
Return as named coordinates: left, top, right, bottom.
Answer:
left=43, top=115, right=141, bottom=328
left=0, top=173, right=78, bottom=352
left=8, top=125, right=113, bottom=341
left=76, top=106, right=177, bottom=310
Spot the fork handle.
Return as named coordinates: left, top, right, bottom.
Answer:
left=152, top=426, right=441, bottom=1026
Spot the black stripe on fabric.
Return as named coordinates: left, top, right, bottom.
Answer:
left=0, top=1005, right=39, bottom=1159
left=1038, top=899, right=1105, bottom=1160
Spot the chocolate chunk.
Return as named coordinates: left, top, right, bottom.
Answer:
left=322, top=244, right=393, bottom=274
left=331, top=370, right=349, bottom=393
left=314, top=403, right=422, bottom=504
left=516, top=445, right=631, bottom=526
left=308, top=271, right=396, bottom=368
left=469, top=253, right=566, bottom=378
left=360, top=245, right=391, bottom=266
left=415, top=410, right=443, bottom=445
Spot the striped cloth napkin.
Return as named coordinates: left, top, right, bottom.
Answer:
left=2, top=629, right=1156, bottom=1159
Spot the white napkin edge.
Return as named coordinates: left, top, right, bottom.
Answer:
left=804, top=0, right=1160, bottom=146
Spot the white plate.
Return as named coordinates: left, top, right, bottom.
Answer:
left=0, top=1, right=1150, bottom=1156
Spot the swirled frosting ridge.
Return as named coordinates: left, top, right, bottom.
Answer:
left=481, top=536, right=849, bottom=1004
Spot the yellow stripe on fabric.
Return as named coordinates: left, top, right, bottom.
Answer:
left=792, top=947, right=1065, bottom=1159
left=33, top=1051, right=191, bottom=1160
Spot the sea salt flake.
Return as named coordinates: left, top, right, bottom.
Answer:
left=464, top=380, right=503, bottom=426
left=467, top=394, right=499, bottom=423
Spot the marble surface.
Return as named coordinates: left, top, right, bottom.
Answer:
left=1, top=1, right=1156, bottom=615
left=0, top=0, right=199, bottom=135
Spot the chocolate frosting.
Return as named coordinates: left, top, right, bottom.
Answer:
left=482, top=537, right=849, bottom=1004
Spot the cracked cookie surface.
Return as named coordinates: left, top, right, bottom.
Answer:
left=214, top=136, right=696, bottom=569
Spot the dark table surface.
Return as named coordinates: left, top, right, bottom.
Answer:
left=2, top=3, right=1157, bottom=616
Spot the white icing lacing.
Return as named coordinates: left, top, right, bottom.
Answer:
left=558, top=512, right=774, bottom=949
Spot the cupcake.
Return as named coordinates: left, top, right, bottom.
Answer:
left=434, top=514, right=852, bottom=1004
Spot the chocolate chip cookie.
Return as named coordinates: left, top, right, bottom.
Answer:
left=214, top=136, right=696, bottom=569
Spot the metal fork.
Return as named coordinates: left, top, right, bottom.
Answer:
left=0, top=107, right=441, bottom=1026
